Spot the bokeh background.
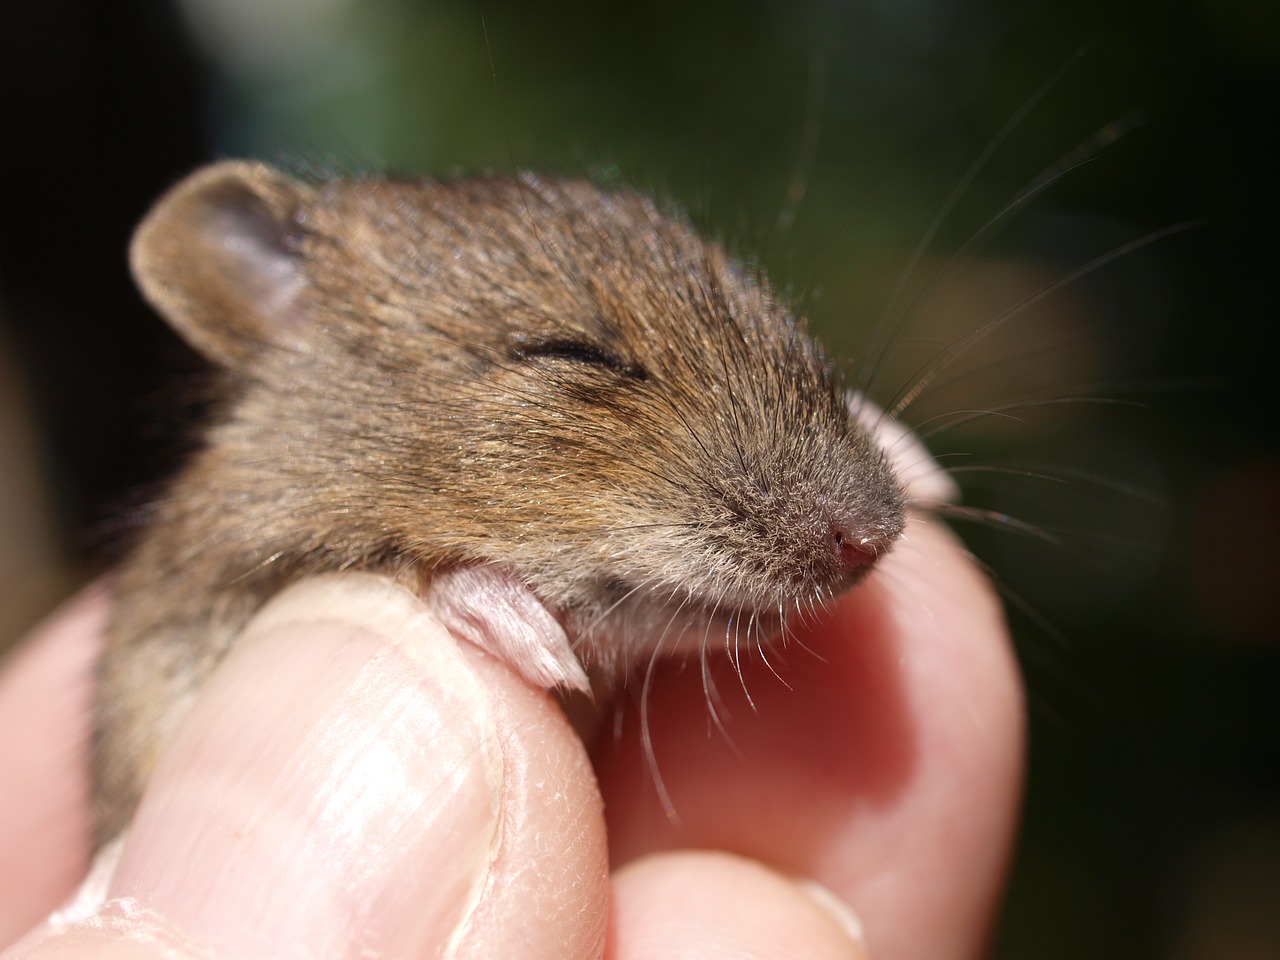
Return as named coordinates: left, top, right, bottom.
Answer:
left=1, top=0, right=1277, bottom=956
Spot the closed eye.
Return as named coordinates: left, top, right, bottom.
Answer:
left=516, top=337, right=649, bottom=381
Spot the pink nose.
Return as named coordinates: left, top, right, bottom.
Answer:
left=831, top=525, right=879, bottom=570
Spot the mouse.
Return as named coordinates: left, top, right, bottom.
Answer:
left=93, top=160, right=955, bottom=844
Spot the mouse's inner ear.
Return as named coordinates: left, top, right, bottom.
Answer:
left=129, top=161, right=311, bottom=369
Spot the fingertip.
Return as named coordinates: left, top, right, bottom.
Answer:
left=610, top=851, right=869, bottom=960
left=597, top=518, right=1024, bottom=960
left=0, top=585, right=105, bottom=945
left=92, top=575, right=607, bottom=960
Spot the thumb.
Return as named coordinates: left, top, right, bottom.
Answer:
left=8, top=575, right=608, bottom=959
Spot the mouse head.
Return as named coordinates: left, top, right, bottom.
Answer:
left=131, top=162, right=908, bottom=673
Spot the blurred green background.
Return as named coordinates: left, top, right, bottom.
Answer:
left=1, top=0, right=1277, bottom=956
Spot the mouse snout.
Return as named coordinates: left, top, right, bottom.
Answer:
left=829, top=522, right=882, bottom=571
left=826, top=506, right=901, bottom=573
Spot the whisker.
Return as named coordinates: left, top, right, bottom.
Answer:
left=725, top=603, right=754, bottom=710
left=912, top=396, right=1146, bottom=444
left=926, top=503, right=1063, bottom=546
left=752, top=620, right=793, bottom=691
left=856, top=44, right=1096, bottom=396
left=889, top=221, right=1201, bottom=419
left=641, top=592, right=697, bottom=825
left=774, top=55, right=827, bottom=240
left=942, top=462, right=1164, bottom=504
left=863, top=124, right=1125, bottom=401
left=700, top=634, right=740, bottom=754
left=962, top=550, right=1068, bottom=648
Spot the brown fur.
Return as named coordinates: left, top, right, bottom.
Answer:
left=95, top=162, right=907, bottom=842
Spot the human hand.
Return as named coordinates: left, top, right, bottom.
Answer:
left=0, top=519, right=1021, bottom=959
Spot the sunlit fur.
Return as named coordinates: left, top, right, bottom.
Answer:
left=95, top=164, right=909, bottom=841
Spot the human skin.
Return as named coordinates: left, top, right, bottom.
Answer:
left=0, top=519, right=1022, bottom=959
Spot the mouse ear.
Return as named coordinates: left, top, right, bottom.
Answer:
left=129, top=161, right=312, bottom=368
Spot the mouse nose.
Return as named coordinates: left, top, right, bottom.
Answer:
left=829, top=522, right=882, bottom=571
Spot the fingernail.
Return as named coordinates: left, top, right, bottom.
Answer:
left=796, top=879, right=868, bottom=954
left=107, top=574, right=504, bottom=960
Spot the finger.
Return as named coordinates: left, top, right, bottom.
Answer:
left=595, top=517, right=1024, bottom=960
left=10, top=575, right=608, bottom=959
left=609, top=851, right=868, bottom=960
left=0, top=587, right=101, bottom=944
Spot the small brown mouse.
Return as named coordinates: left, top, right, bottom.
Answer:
left=94, top=161, right=947, bottom=843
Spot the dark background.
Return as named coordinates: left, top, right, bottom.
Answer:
left=1, top=1, right=1277, bottom=956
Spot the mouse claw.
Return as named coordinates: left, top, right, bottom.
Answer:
left=847, top=391, right=961, bottom=506
left=422, top=565, right=592, bottom=696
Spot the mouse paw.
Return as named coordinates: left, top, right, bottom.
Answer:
left=421, top=566, right=592, bottom=695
